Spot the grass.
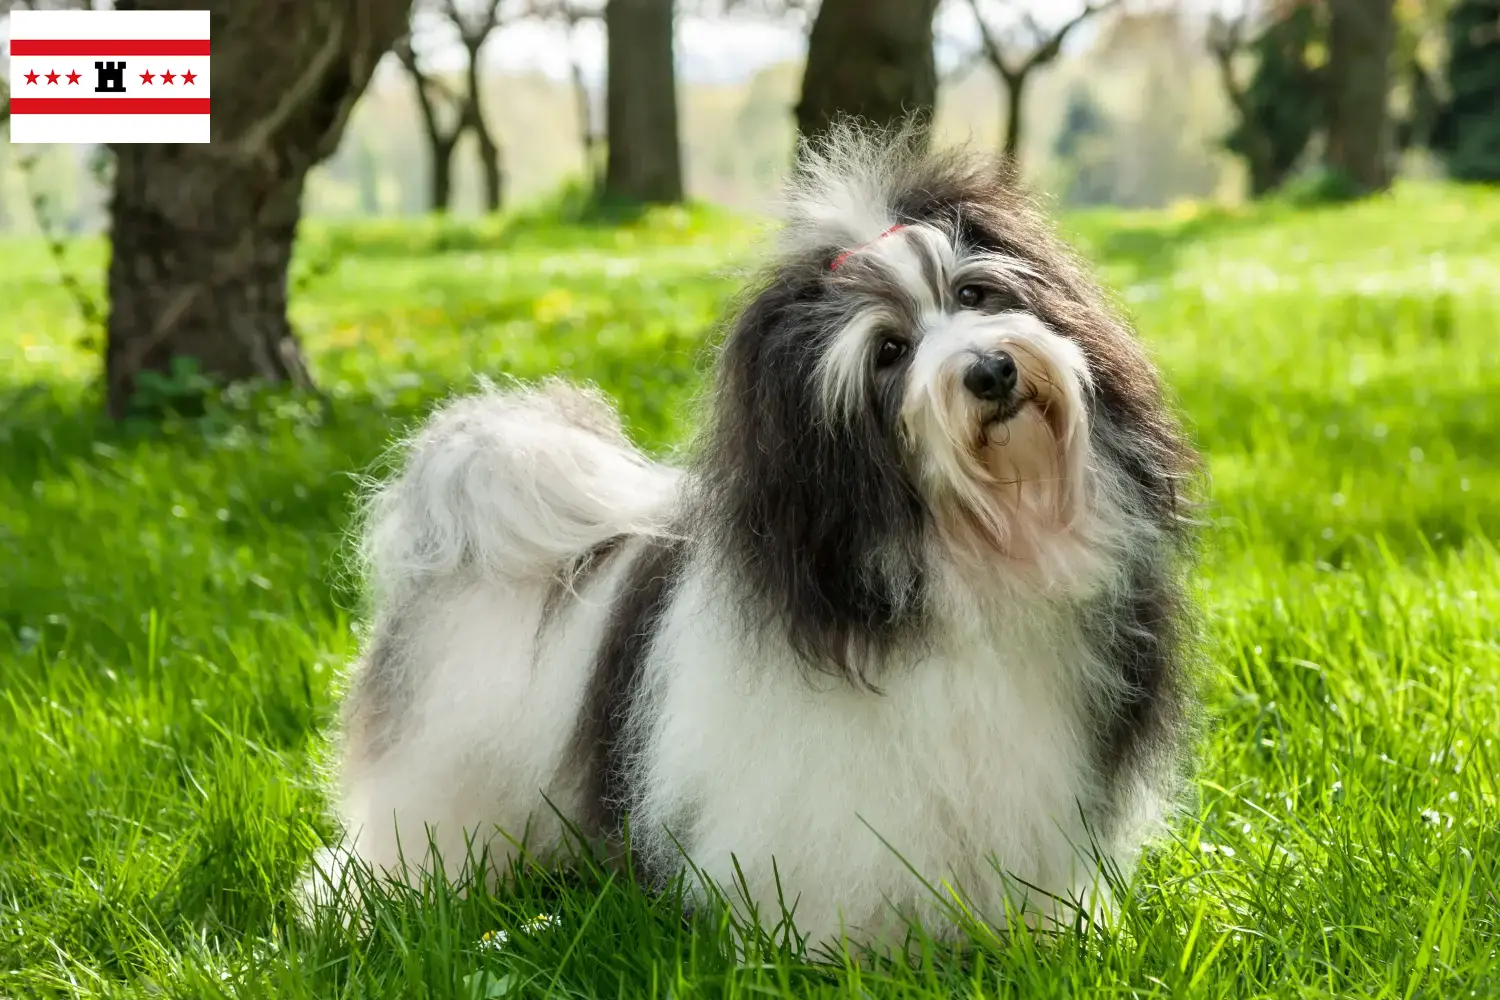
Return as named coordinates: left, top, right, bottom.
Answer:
left=1, top=182, right=1497, bottom=998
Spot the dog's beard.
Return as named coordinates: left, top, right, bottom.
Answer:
left=902, top=317, right=1092, bottom=571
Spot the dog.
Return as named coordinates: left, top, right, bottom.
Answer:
left=309, top=126, right=1199, bottom=951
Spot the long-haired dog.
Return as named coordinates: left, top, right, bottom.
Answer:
left=311, top=127, right=1199, bottom=950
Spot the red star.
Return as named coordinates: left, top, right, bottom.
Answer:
left=160, top=70, right=176, bottom=84
left=23, top=70, right=39, bottom=85
left=140, top=69, right=155, bottom=84
left=181, top=70, right=196, bottom=85
left=46, top=69, right=60, bottom=85
left=66, top=70, right=81, bottom=85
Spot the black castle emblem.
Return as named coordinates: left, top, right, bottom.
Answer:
left=95, top=61, right=127, bottom=93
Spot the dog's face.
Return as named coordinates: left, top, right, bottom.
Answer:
left=813, top=220, right=1091, bottom=559
left=697, top=132, right=1191, bottom=681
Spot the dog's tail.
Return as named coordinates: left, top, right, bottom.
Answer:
left=357, top=379, right=681, bottom=599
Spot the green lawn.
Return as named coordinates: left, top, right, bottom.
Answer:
left=1, top=185, right=1497, bottom=998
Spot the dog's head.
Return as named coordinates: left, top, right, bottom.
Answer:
left=697, top=125, right=1193, bottom=683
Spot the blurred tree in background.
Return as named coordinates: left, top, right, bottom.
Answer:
left=531, top=0, right=606, bottom=191
left=1433, top=0, right=1500, bottom=181
left=395, top=0, right=510, bottom=214
left=965, top=0, right=1118, bottom=170
left=104, top=0, right=412, bottom=418
left=605, top=0, right=682, bottom=203
left=796, top=0, right=941, bottom=144
left=1212, top=2, right=1324, bottom=197
left=1323, top=0, right=1399, bottom=193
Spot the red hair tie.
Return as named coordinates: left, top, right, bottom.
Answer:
left=830, top=224, right=907, bottom=271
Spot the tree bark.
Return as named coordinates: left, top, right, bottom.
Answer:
left=796, top=0, right=942, bottom=143
left=104, top=0, right=411, bottom=419
left=604, top=0, right=683, bottom=203
left=1324, top=0, right=1397, bottom=194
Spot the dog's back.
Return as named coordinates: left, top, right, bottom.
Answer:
left=305, top=381, right=679, bottom=906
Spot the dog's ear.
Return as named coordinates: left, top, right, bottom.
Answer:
left=694, top=265, right=929, bottom=687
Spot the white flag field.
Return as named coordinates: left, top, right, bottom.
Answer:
left=6, top=9, right=211, bottom=144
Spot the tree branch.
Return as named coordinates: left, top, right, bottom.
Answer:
left=1020, top=0, right=1119, bottom=75
left=524, top=0, right=602, bottom=28
left=1206, top=11, right=1252, bottom=120
left=966, top=0, right=1021, bottom=81
left=967, top=0, right=1118, bottom=83
left=231, top=11, right=346, bottom=164
left=443, top=0, right=508, bottom=54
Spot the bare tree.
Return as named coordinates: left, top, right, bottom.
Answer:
left=104, top=0, right=412, bottom=419
left=397, top=0, right=509, bottom=213
left=1208, top=9, right=1279, bottom=196
left=966, top=0, right=1120, bottom=170
left=797, top=0, right=942, bottom=143
left=1208, top=2, right=1326, bottom=198
left=529, top=0, right=605, bottom=189
left=446, top=0, right=508, bottom=211
left=604, top=0, right=683, bottom=203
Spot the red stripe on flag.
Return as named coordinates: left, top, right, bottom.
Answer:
left=8, top=39, right=211, bottom=56
left=9, top=98, right=211, bottom=115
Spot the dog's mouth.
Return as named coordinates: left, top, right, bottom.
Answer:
left=976, top=392, right=1036, bottom=443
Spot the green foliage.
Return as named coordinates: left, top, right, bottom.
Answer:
left=3, top=185, right=1500, bottom=997
left=1225, top=4, right=1325, bottom=197
left=1433, top=0, right=1500, bottom=181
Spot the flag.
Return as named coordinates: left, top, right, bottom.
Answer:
left=7, top=9, right=211, bottom=144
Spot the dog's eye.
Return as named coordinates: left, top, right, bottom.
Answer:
left=956, top=284, right=986, bottom=309
left=874, top=337, right=908, bottom=368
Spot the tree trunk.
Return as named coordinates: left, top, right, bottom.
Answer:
left=475, top=126, right=503, bottom=212
left=431, top=136, right=458, bottom=214
left=604, top=0, right=683, bottom=204
left=104, top=0, right=411, bottom=419
left=1324, top=0, right=1397, bottom=194
left=796, top=0, right=943, bottom=143
left=401, top=49, right=463, bottom=215
left=1001, top=72, right=1025, bottom=168
left=464, top=51, right=504, bottom=213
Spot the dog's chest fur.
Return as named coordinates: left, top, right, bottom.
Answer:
left=620, top=554, right=1104, bottom=937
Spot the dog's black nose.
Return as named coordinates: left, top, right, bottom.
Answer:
left=963, top=351, right=1018, bottom=402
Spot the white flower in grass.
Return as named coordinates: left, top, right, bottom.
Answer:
left=1420, top=809, right=1454, bottom=829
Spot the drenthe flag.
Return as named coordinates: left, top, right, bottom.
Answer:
left=7, top=9, right=210, bottom=144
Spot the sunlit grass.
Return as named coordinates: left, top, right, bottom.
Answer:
left=1, top=183, right=1496, bottom=997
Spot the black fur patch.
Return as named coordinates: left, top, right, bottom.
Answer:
left=694, top=270, right=930, bottom=687
left=1084, top=555, right=1187, bottom=799
left=571, top=534, right=688, bottom=842
left=536, top=533, right=628, bottom=643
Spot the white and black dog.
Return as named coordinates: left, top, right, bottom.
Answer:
left=312, top=127, right=1199, bottom=949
